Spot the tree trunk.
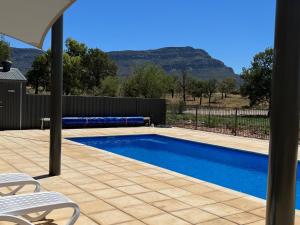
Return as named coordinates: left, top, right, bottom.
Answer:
left=208, top=93, right=212, bottom=106
left=199, top=94, right=202, bottom=105
left=35, top=78, right=39, bottom=94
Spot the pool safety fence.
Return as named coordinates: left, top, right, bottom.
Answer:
left=167, top=104, right=270, bottom=140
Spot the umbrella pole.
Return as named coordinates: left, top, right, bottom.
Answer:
left=49, top=15, right=63, bottom=176
left=266, top=0, right=300, bottom=224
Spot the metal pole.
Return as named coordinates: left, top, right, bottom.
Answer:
left=234, top=108, right=238, bottom=136
left=266, top=0, right=300, bottom=224
left=49, top=15, right=63, bottom=176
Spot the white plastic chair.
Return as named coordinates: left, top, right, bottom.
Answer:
left=0, top=173, right=40, bottom=196
left=0, top=192, right=80, bottom=225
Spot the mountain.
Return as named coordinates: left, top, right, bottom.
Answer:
left=107, top=47, right=238, bottom=80
left=11, top=48, right=44, bottom=75
left=11, top=46, right=238, bottom=81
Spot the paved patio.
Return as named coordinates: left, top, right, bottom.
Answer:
left=0, top=127, right=299, bottom=225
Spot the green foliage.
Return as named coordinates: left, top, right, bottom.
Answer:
left=218, top=77, right=236, bottom=99
left=122, top=64, right=169, bottom=98
left=27, top=38, right=117, bottom=95
left=240, top=48, right=273, bottom=107
left=0, top=40, right=11, bottom=62
left=65, top=38, right=87, bottom=57
left=99, top=76, right=120, bottom=97
left=81, top=48, right=117, bottom=92
left=204, top=79, right=217, bottom=105
left=63, top=53, right=82, bottom=95
left=165, top=75, right=178, bottom=98
left=27, top=51, right=51, bottom=94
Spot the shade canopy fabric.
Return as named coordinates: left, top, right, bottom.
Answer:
left=0, top=0, right=76, bottom=49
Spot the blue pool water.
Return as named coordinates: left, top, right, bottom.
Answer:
left=69, top=134, right=300, bottom=209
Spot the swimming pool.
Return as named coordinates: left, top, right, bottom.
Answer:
left=69, top=134, right=300, bottom=209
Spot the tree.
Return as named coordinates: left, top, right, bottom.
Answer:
left=179, top=70, right=188, bottom=102
left=205, top=79, right=217, bottom=106
left=218, top=81, right=227, bottom=99
left=100, top=76, right=120, bottom=97
left=65, top=38, right=87, bottom=57
left=218, top=77, right=236, bottom=99
left=122, top=64, right=169, bottom=98
left=240, top=48, right=273, bottom=108
left=223, top=77, right=236, bottom=98
left=0, top=40, right=11, bottom=62
left=27, top=51, right=51, bottom=94
left=81, top=48, right=117, bottom=93
left=195, top=80, right=206, bottom=105
left=27, top=38, right=118, bottom=95
left=63, top=53, right=82, bottom=95
left=165, top=75, right=178, bottom=98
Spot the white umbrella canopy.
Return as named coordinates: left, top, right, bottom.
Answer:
left=0, top=0, right=76, bottom=49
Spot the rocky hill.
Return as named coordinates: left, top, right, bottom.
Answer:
left=108, top=47, right=237, bottom=80
left=11, top=46, right=238, bottom=81
left=11, top=48, right=44, bottom=75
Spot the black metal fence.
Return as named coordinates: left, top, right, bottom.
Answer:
left=167, top=104, right=270, bottom=140
left=20, top=95, right=166, bottom=130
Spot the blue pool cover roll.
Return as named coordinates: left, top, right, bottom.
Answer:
left=62, top=117, right=145, bottom=126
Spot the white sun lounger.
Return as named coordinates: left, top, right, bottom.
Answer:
left=0, top=173, right=40, bottom=196
left=0, top=191, right=80, bottom=225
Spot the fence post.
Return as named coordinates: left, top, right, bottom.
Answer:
left=208, top=106, right=211, bottom=128
left=234, top=108, right=238, bottom=136
left=195, top=105, right=198, bottom=130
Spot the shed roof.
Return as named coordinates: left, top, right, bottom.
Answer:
left=0, top=68, right=27, bottom=82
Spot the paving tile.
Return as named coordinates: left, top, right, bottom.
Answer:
left=247, top=220, right=266, bottom=225
left=134, top=191, right=170, bottom=203
left=152, top=199, right=192, bottom=212
left=80, top=199, right=115, bottom=214
left=91, top=209, right=134, bottom=225
left=197, top=218, right=237, bottom=225
left=178, top=195, right=216, bottom=207
left=201, top=190, right=239, bottom=202
left=105, top=195, right=143, bottom=208
left=172, top=208, right=217, bottom=224
left=78, top=182, right=110, bottom=192
left=92, top=188, right=126, bottom=199
left=224, top=197, right=264, bottom=211
left=225, top=212, right=263, bottom=224
left=117, top=221, right=147, bottom=225
left=104, top=179, right=135, bottom=187
left=165, top=178, right=195, bottom=187
left=200, top=203, right=243, bottom=217
left=118, top=185, right=151, bottom=194
left=158, top=188, right=192, bottom=198
left=68, top=192, right=97, bottom=203
left=123, top=203, right=164, bottom=219
left=57, top=214, right=99, bottom=225
left=250, top=207, right=266, bottom=218
left=141, top=181, right=174, bottom=191
left=128, top=176, right=157, bottom=184
left=142, top=214, right=191, bottom=225
left=182, top=184, right=215, bottom=195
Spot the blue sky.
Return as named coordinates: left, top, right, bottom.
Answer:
left=6, top=0, right=276, bottom=74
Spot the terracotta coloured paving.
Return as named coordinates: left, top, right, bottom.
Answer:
left=0, top=127, right=299, bottom=225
